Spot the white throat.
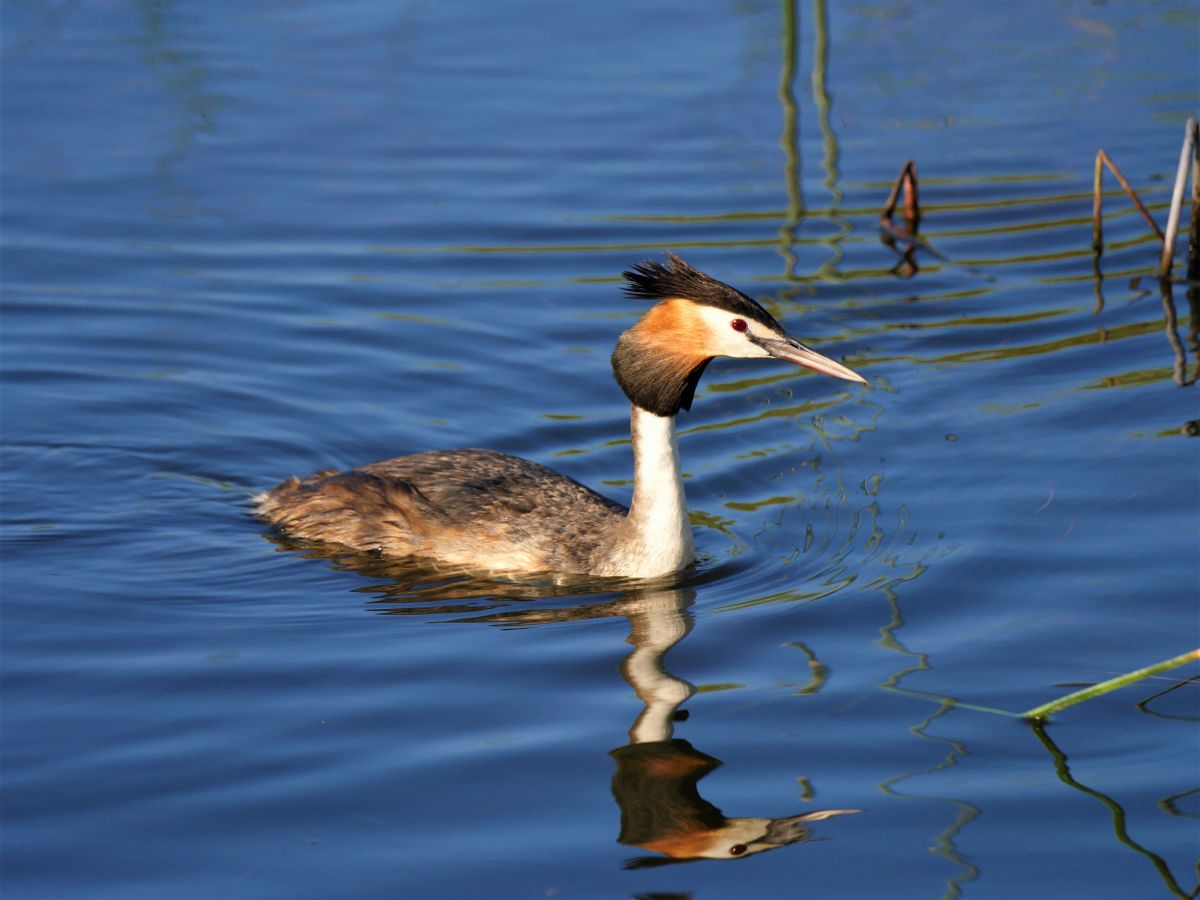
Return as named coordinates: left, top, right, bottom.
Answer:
left=605, top=405, right=694, bottom=578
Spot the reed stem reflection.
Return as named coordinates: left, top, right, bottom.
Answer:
left=1030, top=720, right=1198, bottom=900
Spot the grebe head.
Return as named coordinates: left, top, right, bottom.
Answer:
left=612, top=254, right=867, bottom=417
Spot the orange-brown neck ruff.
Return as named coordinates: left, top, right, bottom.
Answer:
left=611, top=299, right=713, bottom=418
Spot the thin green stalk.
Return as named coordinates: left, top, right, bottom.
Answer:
left=1022, top=648, right=1200, bottom=720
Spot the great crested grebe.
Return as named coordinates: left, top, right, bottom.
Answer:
left=255, top=254, right=867, bottom=578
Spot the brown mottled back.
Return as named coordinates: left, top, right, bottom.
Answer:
left=255, top=449, right=627, bottom=574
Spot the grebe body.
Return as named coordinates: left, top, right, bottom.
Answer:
left=255, top=255, right=866, bottom=578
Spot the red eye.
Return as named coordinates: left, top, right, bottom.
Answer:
left=730, top=318, right=748, bottom=332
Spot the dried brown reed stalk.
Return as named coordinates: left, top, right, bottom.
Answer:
left=1093, top=118, right=1199, bottom=281
left=880, top=160, right=921, bottom=277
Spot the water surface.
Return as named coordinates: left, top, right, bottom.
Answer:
left=3, top=1, right=1198, bottom=898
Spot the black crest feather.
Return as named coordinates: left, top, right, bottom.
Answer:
left=622, top=253, right=780, bottom=330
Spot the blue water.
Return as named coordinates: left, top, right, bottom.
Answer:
left=3, top=1, right=1198, bottom=898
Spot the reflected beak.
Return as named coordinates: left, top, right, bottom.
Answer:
left=761, top=808, right=863, bottom=845
left=756, top=336, right=869, bottom=384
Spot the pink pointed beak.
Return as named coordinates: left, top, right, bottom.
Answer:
left=758, top=336, right=868, bottom=384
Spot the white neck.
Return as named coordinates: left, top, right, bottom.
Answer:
left=604, top=405, right=694, bottom=578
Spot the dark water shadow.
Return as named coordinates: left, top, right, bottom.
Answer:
left=260, top=530, right=757, bottom=612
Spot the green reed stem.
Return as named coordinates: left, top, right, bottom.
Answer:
left=1022, top=648, right=1200, bottom=721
